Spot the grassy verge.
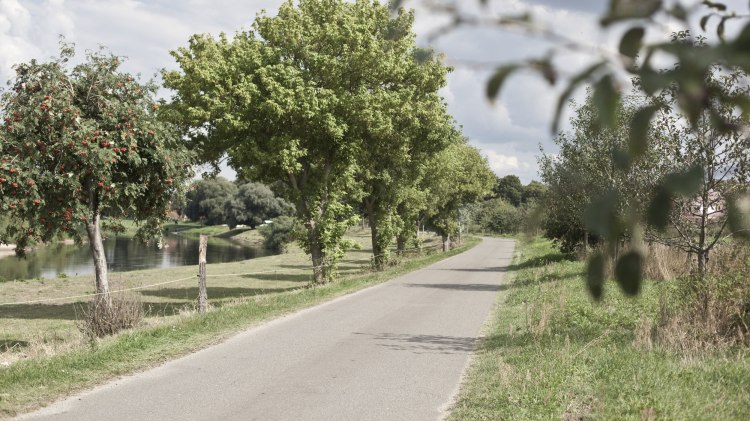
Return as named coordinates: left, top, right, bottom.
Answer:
left=0, top=237, right=478, bottom=418
left=449, top=237, right=750, bottom=420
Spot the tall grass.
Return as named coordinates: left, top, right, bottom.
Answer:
left=449, top=237, right=750, bottom=420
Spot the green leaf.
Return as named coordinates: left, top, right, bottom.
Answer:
left=647, top=187, right=672, bottom=230
left=593, top=75, right=619, bottom=129
left=733, top=22, right=750, bottom=50
left=664, top=165, right=703, bottom=196
left=703, top=1, right=727, bottom=11
left=619, top=26, right=645, bottom=59
left=612, top=147, right=631, bottom=171
left=615, top=251, right=643, bottom=296
left=552, top=61, right=607, bottom=133
left=586, top=253, right=606, bottom=301
left=486, top=65, right=520, bottom=103
left=530, top=59, right=557, bottom=85
left=584, top=189, right=621, bottom=241
left=628, top=105, right=657, bottom=158
left=601, top=0, right=662, bottom=26
left=718, top=16, right=727, bottom=41
left=700, top=14, right=712, bottom=31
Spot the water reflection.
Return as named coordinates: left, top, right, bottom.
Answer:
left=0, top=234, right=265, bottom=280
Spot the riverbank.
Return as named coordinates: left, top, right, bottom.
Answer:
left=0, top=231, right=477, bottom=418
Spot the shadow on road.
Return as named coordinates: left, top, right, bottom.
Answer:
left=403, top=283, right=508, bottom=292
left=354, top=332, right=476, bottom=354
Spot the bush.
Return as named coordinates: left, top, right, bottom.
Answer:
left=76, top=293, right=143, bottom=339
left=259, top=216, right=296, bottom=253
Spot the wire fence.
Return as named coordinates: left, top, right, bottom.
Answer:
left=0, top=242, right=446, bottom=307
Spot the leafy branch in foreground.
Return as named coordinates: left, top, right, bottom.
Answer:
left=394, top=0, right=750, bottom=297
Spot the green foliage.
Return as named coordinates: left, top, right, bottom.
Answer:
left=224, top=182, right=293, bottom=229
left=0, top=44, right=193, bottom=252
left=259, top=215, right=296, bottom=253
left=164, top=0, right=450, bottom=281
left=423, top=141, right=495, bottom=244
left=492, top=175, right=523, bottom=206
left=184, top=177, right=237, bottom=225
left=471, top=198, right=523, bottom=235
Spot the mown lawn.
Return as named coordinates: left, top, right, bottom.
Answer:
left=449, top=237, right=750, bottom=420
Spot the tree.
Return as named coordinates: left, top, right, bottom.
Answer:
left=493, top=175, right=523, bottom=206
left=522, top=181, right=547, bottom=204
left=0, top=45, right=192, bottom=307
left=224, top=182, right=293, bottom=229
left=184, top=177, right=237, bottom=225
left=165, top=0, right=439, bottom=282
left=406, top=0, right=750, bottom=296
left=539, top=93, right=662, bottom=253
left=423, top=140, right=495, bottom=251
left=647, top=64, right=750, bottom=276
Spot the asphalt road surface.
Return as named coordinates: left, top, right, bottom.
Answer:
left=20, top=237, right=515, bottom=421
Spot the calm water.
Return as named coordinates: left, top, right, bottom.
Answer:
left=0, top=234, right=265, bottom=280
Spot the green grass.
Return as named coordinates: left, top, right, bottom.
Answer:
left=449, top=237, right=750, bottom=420
left=0, top=235, right=477, bottom=418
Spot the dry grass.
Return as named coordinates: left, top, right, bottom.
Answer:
left=76, top=293, right=144, bottom=339
left=634, top=241, right=750, bottom=354
left=643, top=243, right=692, bottom=281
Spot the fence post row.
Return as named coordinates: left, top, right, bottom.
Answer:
left=198, top=234, right=208, bottom=313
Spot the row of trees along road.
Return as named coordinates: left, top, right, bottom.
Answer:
left=0, top=0, right=495, bottom=315
left=163, top=0, right=494, bottom=282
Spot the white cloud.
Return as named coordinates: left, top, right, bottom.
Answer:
left=485, top=151, right=520, bottom=172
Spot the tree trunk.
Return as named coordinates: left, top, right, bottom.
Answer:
left=583, top=230, right=589, bottom=252
left=309, top=237, right=325, bottom=284
left=396, top=235, right=407, bottom=256
left=442, top=234, right=451, bottom=252
left=697, top=249, right=708, bottom=278
left=85, top=210, right=111, bottom=308
left=366, top=202, right=385, bottom=270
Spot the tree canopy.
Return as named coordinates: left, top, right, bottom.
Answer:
left=0, top=45, right=193, bottom=303
left=164, top=0, right=456, bottom=281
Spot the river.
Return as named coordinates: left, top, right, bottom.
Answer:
left=0, top=233, right=266, bottom=281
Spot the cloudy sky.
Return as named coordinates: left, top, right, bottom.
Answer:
left=0, top=0, right=733, bottom=182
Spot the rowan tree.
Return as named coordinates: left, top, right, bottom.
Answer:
left=0, top=45, right=193, bottom=306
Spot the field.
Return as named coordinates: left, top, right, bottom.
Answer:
left=449, top=237, right=750, bottom=420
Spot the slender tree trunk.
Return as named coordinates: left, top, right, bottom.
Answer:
left=697, top=249, right=708, bottom=278
left=366, top=201, right=385, bottom=270
left=442, top=233, right=451, bottom=252
left=396, top=234, right=407, bottom=256
left=583, top=230, right=589, bottom=252
left=85, top=210, right=111, bottom=308
left=308, top=228, right=325, bottom=284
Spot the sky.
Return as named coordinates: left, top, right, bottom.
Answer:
left=0, top=0, right=737, bottom=183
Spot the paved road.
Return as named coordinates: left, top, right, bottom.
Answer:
left=20, top=238, right=515, bottom=421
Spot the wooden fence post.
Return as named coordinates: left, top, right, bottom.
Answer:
left=198, top=234, right=208, bottom=313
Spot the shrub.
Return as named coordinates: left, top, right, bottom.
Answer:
left=259, top=216, right=296, bottom=253
left=76, top=293, right=143, bottom=339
